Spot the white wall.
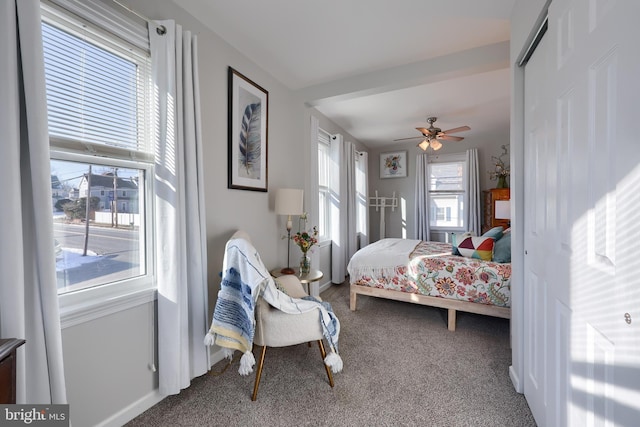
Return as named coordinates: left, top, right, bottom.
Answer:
left=367, top=126, right=511, bottom=242
left=56, top=1, right=537, bottom=425
left=59, top=1, right=331, bottom=425
left=62, top=302, right=158, bottom=427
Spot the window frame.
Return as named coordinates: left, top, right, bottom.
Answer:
left=354, top=151, right=368, bottom=242
left=42, top=3, right=156, bottom=327
left=51, top=151, right=156, bottom=328
left=427, top=153, right=468, bottom=232
left=317, top=129, right=332, bottom=242
left=41, top=3, right=154, bottom=162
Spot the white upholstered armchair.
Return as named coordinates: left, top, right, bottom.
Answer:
left=204, top=230, right=341, bottom=401
left=252, top=273, right=334, bottom=400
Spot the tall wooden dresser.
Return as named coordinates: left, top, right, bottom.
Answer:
left=482, top=188, right=510, bottom=233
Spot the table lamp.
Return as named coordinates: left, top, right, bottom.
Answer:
left=275, top=188, right=304, bottom=274
left=495, top=199, right=511, bottom=227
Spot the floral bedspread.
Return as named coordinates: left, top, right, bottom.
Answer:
left=348, top=239, right=511, bottom=308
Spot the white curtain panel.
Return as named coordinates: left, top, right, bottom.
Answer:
left=329, top=136, right=358, bottom=283
left=356, top=152, right=369, bottom=247
left=308, top=116, right=320, bottom=268
left=466, top=148, right=482, bottom=236
left=345, top=143, right=358, bottom=264
left=414, top=153, right=430, bottom=241
left=150, top=20, right=209, bottom=395
left=329, top=135, right=345, bottom=282
left=0, top=0, right=67, bottom=404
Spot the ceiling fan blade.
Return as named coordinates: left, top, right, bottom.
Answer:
left=416, top=127, right=435, bottom=135
left=393, top=136, right=423, bottom=141
left=440, top=125, right=470, bottom=134
left=439, top=134, right=464, bottom=141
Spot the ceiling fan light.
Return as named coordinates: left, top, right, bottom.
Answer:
left=418, top=139, right=430, bottom=151
left=431, top=139, right=443, bottom=150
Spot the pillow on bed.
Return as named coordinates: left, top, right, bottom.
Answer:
left=450, top=232, right=472, bottom=255
left=492, top=230, right=511, bottom=263
left=452, top=235, right=495, bottom=261
left=482, top=226, right=504, bottom=241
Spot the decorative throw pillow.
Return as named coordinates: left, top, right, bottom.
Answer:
left=450, top=232, right=472, bottom=255
left=482, top=226, right=504, bottom=241
left=493, top=231, right=511, bottom=263
left=451, top=235, right=496, bottom=261
left=452, top=235, right=495, bottom=261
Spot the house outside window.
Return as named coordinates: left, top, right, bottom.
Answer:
left=42, top=3, right=154, bottom=309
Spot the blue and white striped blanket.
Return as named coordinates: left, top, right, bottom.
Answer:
left=204, top=236, right=342, bottom=374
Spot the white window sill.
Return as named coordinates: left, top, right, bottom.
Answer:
left=318, top=240, right=332, bottom=249
left=59, top=281, right=156, bottom=329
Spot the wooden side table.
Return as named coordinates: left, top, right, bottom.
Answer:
left=270, top=268, right=323, bottom=298
left=0, top=338, right=26, bottom=404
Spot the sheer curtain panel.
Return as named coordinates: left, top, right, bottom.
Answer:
left=466, top=148, right=481, bottom=236
left=355, top=151, right=369, bottom=247
left=150, top=20, right=209, bottom=395
left=0, top=0, right=67, bottom=403
left=308, top=116, right=321, bottom=268
left=330, top=136, right=358, bottom=283
left=414, top=153, right=430, bottom=241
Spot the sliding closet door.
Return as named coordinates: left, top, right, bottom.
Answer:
left=523, top=0, right=640, bottom=425
left=523, top=25, right=552, bottom=425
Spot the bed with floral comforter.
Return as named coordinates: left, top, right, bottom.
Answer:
left=347, top=238, right=511, bottom=331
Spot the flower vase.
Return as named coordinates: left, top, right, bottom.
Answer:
left=299, top=253, right=311, bottom=275
left=497, top=175, right=508, bottom=188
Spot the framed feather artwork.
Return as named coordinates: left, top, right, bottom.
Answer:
left=228, top=67, right=269, bottom=191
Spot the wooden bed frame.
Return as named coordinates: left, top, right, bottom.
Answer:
left=350, top=283, right=511, bottom=332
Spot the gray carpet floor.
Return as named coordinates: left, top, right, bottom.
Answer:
left=127, top=283, right=536, bottom=426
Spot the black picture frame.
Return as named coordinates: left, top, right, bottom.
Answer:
left=228, top=67, right=269, bottom=191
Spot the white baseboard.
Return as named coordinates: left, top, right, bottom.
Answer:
left=96, top=389, right=164, bottom=427
left=208, top=347, right=228, bottom=368
left=509, top=364, right=523, bottom=394
left=95, top=348, right=228, bottom=427
left=319, top=280, right=332, bottom=294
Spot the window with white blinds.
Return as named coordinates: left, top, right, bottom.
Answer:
left=42, top=2, right=155, bottom=319
left=317, top=130, right=331, bottom=240
left=427, top=155, right=467, bottom=230
left=42, top=6, right=152, bottom=159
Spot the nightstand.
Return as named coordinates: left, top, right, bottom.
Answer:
left=270, top=268, right=323, bottom=298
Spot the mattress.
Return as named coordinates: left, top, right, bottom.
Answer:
left=347, top=238, right=511, bottom=308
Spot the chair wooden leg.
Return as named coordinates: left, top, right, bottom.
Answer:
left=251, top=346, right=267, bottom=401
left=317, top=340, right=335, bottom=388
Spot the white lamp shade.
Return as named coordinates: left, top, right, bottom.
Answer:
left=430, top=139, right=443, bottom=150
left=495, top=200, right=511, bottom=220
left=275, top=188, right=304, bottom=215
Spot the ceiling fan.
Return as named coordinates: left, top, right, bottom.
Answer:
left=394, top=116, right=470, bottom=151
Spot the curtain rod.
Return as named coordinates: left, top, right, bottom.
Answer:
left=112, top=0, right=166, bottom=34
left=351, top=146, right=365, bottom=157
